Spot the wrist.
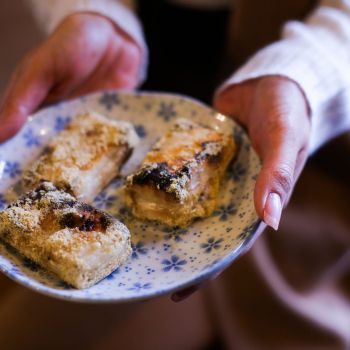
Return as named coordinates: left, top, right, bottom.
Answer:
left=214, top=75, right=310, bottom=127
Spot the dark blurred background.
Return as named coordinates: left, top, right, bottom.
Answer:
left=0, top=1, right=43, bottom=94
left=139, top=0, right=229, bottom=103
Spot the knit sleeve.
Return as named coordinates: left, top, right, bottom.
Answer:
left=216, top=0, right=350, bottom=154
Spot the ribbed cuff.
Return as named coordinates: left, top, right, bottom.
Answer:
left=215, top=35, right=350, bottom=154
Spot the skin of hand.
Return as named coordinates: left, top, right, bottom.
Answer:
left=172, top=76, right=311, bottom=302
left=214, top=76, right=311, bottom=231
left=0, top=12, right=142, bottom=143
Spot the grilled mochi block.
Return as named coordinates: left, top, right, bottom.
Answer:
left=0, top=182, right=131, bottom=289
left=125, top=118, right=236, bottom=227
left=24, top=111, right=139, bottom=203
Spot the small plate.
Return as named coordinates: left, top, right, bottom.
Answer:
left=0, top=91, right=261, bottom=303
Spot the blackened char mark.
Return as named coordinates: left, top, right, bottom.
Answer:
left=132, top=163, right=172, bottom=191
left=59, top=204, right=111, bottom=232
left=132, top=162, right=191, bottom=192
left=8, top=182, right=58, bottom=208
left=196, top=141, right=222, bottom=164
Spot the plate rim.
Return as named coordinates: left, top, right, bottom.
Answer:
left=0, top=89, right=262, bottom=303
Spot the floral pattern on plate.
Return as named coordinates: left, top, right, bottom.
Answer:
left=0, top=91, right=261, bottom=303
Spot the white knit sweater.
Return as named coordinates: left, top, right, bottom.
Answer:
left=28, top=0, right=350, bottom=153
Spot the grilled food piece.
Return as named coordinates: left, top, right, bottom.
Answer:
left=125, top=118, right=236, bottom=227
left=0, top=182, right=131, bottom=289
left=24, top=111, right=139, bottom=203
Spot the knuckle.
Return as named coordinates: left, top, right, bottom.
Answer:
left=272, top=166, right=294, bottom=196
left=266, top=114, right=293, bottom=137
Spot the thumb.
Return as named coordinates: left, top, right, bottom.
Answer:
left=254, top=134, right=304, bottom=230
left=0, top=51, right=53, bottom=143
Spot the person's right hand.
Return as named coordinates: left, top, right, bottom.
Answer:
left=0, top=13, right=142, bottom=143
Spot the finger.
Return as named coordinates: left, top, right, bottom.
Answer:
left=171, top=284, right=202, bottom=303
left=254, top=131, right=302, bottom=230
left=68, top=72, right=136, bottom=99
left=0, top=52, right=53, bottom=143
left=171, top=271, right=222, bottom=302
left=68, top=42, right=141, bottom=98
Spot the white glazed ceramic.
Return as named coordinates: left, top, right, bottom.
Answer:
left=0, top=91, right=261, bottom=303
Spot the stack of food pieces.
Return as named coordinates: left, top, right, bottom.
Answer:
left=0, top=111, right=139, bottom=289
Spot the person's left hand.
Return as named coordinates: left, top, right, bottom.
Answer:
left=215, top=76, right=311, bottom=229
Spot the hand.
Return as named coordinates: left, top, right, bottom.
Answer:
left=214, top=76, right=311, bottom=230
left=0, top=13, right=142, bottom=143
left=172, top=76, right=310, bottom=302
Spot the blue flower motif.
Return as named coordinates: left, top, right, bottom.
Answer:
left=109, top=177, right=124, bottom=188
left=163, top=243, right=171, bottom=251
left=158, top=102, right=177, bottom=122
left=228, top=162, right=246, bottom=182
left=106, top=267, right=120, bottom=280
left=23, top=129, right=40, bottom=147
left=162, top=255, right=187, bottom=272
left=162, top=226, right=188, bottom=242
left=4, top=161, right=21, bottom=178
left=232, top=126, right=243, bottom=150
left=131, top=241, right=148, bottom=259
left=200, top=237, right=224, bottom=253
left=212, top=203, right=236, bottom=221
left=146, top=267, right=155, bottom=275
left=128, top=282, right=151, bottom=292
left=202, top=259, right=219, bottom=271
left=9, top=266, right=21, bottom=277
left=54, top=116, right=71, bottom=132
left=99, top=92, right=120, bottom=110
left=0, top=194, right=6, bottom=210
left=93, top=192, right=117, bottom=209
left=238, top=221, right=260, bottom=241
left=117, top=206, right=132, bottom=221
left=134, top=124, right=147, bottom=138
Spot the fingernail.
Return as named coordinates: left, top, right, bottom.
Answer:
left=263, top=192, right=282, bottom=230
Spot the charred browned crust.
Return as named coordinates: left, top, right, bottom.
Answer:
left=23, top=112, right=139, bottom=203
left=131, top=163, right=190, bottom=195
left=7, top=182, right=113, bottom=233
left=59, top=204, right=111, bottom=233
left=128, top=119, right=229, bottom=200
left=0, top=182, right=131, bottom=288
left=125, top=118, right=236, bottom=226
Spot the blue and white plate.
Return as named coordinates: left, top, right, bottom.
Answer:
left=0, top=91, right=261, bottom=303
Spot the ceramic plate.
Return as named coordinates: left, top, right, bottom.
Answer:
left=0, top=91, right=261, bottom=303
